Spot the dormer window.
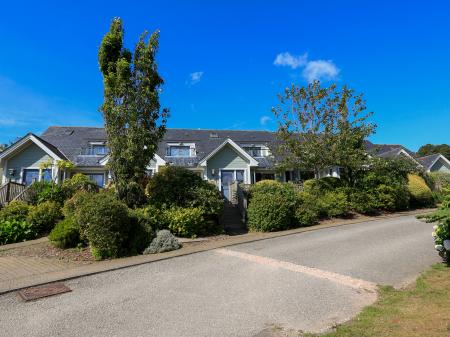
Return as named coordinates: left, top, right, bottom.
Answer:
left=166, top=143, right=195, bottom=157
left=86, top=142, right=108, bottom=155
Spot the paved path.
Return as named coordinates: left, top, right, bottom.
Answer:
left=0, top=215, right=439, bottom=337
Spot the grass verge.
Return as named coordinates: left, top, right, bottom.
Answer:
left=306, top=263, right=450, bottom=337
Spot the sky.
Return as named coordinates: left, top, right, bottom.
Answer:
left=0, top=1, right=449, bottom=151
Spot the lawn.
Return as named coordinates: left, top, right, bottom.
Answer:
left=306, top=263, right=450, bottom=337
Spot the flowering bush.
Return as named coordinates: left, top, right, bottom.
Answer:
left=427, top=188, right=450, bottom=261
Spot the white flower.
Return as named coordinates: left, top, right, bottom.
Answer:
left=432, top=231, right=437, bottom=237
left=444, top=240, right=450, bottom=251
left=433, top=225, right=439, bottom=230
left=435, top=244, right=444, bottom=252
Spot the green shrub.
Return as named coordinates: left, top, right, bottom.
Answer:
left=348, top=190, right=379, bottom=215
left=408, top=174, right=435, bottom=208
left=188, top=183, right=224, bottom=218
left=126, top=208, right=154, bottom=254
left=429, top=172, right=450, bottom=191
left=27, top=201, right=62, bottom=234
left=319, top=190, right=350, bottom=218
left=0, top=201, right=30, bottom=222
left=116, top=181, right=147, bottom=208
left=62, top=190, right=93, bottom=219
left=146, top=166, right=224, bottom=219
left=0, top=219, right=37, bottom=245
left=48, top=218, right=82, bottom=249
left=374, top=184, right=410, bottom=212
left=247, top=181, right=297, bottom=232
left=62, top=173, right=98, bottom=199
left=146, top=166, right=204, bottom=207
left=165, top=207, right=205, bottom=238
left=74, top=192, right=131, bottom=260
left=294, top=192, right=320, bottom=226
left=29, top=181, right=65, bottom=205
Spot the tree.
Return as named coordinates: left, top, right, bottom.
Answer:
left=273, top=81, right=375, bottom=184
left=98, top=18, right=168, bottom=206
left=417, top=144, right=450, bottom=160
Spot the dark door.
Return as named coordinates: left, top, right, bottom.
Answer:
left=221, top=170, right=234, bottom=201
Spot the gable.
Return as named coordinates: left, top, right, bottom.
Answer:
left=430, top=157, right=450, bottom=172
left=207, top=144, right=250, bottom=169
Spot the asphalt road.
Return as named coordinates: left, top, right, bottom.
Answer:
left=0, top=215, right=439, bottom=337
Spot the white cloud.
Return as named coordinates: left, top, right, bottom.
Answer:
left=260, top=115, right=272, bottom=126
left=302, top=60, right=340, bottom=82
left=273, top=52, right=308, bottom=69
left=188, top=71, right=204, bottom=85
left=274, top=52, right=340, bottom=82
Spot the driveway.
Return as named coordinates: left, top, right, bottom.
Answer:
left=0, top=215, right=439, bottom=337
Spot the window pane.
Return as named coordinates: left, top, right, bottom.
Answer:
left=236, top=170, right=245, bottom=183
left=86, top=173, right=104, bottom=187
left=169, top=146, right=190, bottom=157
left=42, top=169, right=52, bottom=182
left=23, top=169, right=39, bottom=185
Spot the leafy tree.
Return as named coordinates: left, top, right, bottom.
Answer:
left=273, top=81, right=375, bottom=184
left=417, top=144, right=450, bottom=160
left=98, top=18, right=168, bottom=206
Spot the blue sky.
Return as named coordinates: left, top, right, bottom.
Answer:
left=0, top=1, right=449, bottom=151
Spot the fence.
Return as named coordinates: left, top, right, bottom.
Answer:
left=0, top=181, right=33, bottom=206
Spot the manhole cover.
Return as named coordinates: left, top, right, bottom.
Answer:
left=18, top=282, right=72, bottom=301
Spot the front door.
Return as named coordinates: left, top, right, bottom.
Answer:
left=221, top=170, right=234, bottom=201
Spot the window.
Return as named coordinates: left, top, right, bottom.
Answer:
left=167, top=145, right=192, bottom=157
left=145, top=169, right=154, bottom=178
left=86, top=144, right=108, bottom=155
left=85, top=173, right=104, bottom=187
left=23, top=169, right=39, bottom=186
left=236, top=170, right=245, bottom=183
left=243, top=146, right=262, bottom=157
left=42, top=169, right=52, bottom=182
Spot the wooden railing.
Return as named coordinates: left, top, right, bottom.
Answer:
left=0, top=181, right=31, bottom=206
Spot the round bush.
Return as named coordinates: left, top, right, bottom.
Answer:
left=188, top=183, right=224, bottom=218
left=294, top=191, right=321, bottom=226
left=143, top=229, right=181, bottom=254
left=27, top=201, right=62, bottom=234
left=408, top=174, right=434, bottom=208
left=349, top=190, right=379, bottom=215
left=74, top=192, right=131, bottom=260
left=247, top=182, right=297, bottom=232
left=0, top=200, right=30, bottom=222
left=49, top=218, right=82, bottom=249
left=374, top=184, right=410, bottom=211
left=62, top=191, right=93, bottom=219
left=165, top=207, right=205, bottom=238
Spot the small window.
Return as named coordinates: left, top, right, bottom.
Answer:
left=167, top=146, right=191, bottom=157
left=145, top=169, right=154, bottom=177
left=86, top=144, right=108, bottom=155
left=243, top=147, right=262, bottom=157
left=236, top=170, right=245, bottom=183
left=42, top=169, right=52, bottom=182
left=85, top=173, right=104, bottom=187
left=329, top=168, right=333, bottom=176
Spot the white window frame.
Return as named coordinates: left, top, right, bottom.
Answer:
left=166, top=143, right=196, bottom=157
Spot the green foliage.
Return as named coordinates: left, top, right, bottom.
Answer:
left=62, top=190, right=93, bottom=219
left=165, top=207, right=205, bottom=238
left=126, top=209, right=154, bottom=255
left=131, top=205, right=168, bottom=231
left=273, top=81, right=375, bottom=183
left=319, top=190, right=351, bottom=217
left=62, top=173, right=98, bottom=199
left=29, top=181, right=65, bottom=205
left=0, top=201, right=30, bottom=222
left=98, top=17, right=168, bottom=206
left=429, top=172, right=450, bottom=191
left=295, top=192, right=320, bottom=226
left=417, top=143, right=450, bottom=160
left=247, top=181, right=297, bottom=232
left=48, top=218, right=82, bottom=249
left=408, top=174, right=435, bottom=208
left=0, top=219, right=37, bottom=245
left=74, top=192, right=131, bottom=259
left=26, top=201, right=62, bottom=234
left=146, top=166, right=224, bottom=218
left=348, top=189, right=379, bottom=215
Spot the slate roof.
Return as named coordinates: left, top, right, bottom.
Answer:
left=37, top=126, right=420, bottom=169
left=417, top=153, right=442, bottom=170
